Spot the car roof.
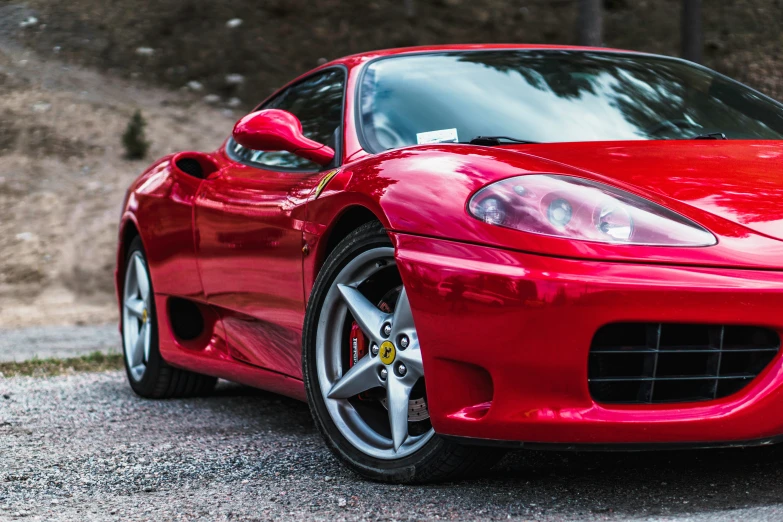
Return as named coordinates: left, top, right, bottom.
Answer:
left=327, top=43, right=638, bottom=68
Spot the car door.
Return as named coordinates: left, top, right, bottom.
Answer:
left=194, top=68, right=346, bottom=378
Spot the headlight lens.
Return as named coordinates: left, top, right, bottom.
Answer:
left=595, top=202, right=633, bottom=241
left=467, top=175, right=716, bottom=247
left=473, top=197, right=506, bottom=226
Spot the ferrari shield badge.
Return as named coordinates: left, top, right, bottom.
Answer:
left=379, top=341, right=396, bottom=365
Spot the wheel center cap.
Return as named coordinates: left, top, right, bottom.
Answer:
left=379, top=340, right=396, bottom=365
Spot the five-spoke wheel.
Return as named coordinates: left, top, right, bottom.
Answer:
left=121, top=236, right=216, bottom=398
left=122, top=250, right=152, bottom=382
left=303, top=222, right=504, bottom=482
left=316, top=246, right=435, bottom=459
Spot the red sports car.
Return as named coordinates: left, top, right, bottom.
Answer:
left=116, top=44, right=783, bottom=483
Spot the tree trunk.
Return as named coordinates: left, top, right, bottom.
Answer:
left=681, top=0, right=703, bottom=63
left=404, top=0, right=416, bottom=19
left=577, top=0, right=603, bottom=47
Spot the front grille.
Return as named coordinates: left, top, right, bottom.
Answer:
left=588, top=323, right=780, bottom=404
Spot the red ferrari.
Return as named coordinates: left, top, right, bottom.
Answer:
left=116, top=44, right=783, bottom=483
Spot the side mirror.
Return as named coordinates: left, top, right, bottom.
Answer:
left=232, top=109, right=335, bottom=167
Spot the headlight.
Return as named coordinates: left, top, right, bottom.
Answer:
left=468, top=175, right=716, bottom=247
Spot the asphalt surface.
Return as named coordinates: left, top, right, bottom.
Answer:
left=2, top=372, right=783, bottom=521
left=0, top=325, right=119, bottom=363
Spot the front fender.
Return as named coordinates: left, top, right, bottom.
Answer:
left=308, top=144, right=783, bottom=271
left=301, top=144, right=568, bottom=300
left=306, top=144, right=562, bottom=241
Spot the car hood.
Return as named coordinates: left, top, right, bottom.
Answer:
left=510, top=140, right=783, bottom=241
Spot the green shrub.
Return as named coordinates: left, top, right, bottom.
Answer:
left=122, top=110, right=150, bottom=160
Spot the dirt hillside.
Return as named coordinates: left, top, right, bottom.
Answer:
left=0, top=40, right=233, bottom=328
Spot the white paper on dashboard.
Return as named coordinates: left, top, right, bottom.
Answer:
left=416, top=128, right=459, bottom=145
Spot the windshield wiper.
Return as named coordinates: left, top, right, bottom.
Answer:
left=468, top=136, right=539, bottom=146
left=693, top=132, right=728, bottom=140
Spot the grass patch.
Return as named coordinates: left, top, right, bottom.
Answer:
left=0, top=351, right=123, bottom=377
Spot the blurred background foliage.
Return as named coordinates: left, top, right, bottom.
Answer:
left=7, top=0, right=783, bottom=108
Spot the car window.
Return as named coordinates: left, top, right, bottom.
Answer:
left=358, top=51, right=783, bottom=151
left=229, top=68, right=345, bottom=171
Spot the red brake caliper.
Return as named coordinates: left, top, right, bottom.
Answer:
left=349, top=322, right=368, bottom=369
left=348, top=299, right=393, bottom=400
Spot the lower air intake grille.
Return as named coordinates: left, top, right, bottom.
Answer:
left=589, top=323, right=780, bottom=404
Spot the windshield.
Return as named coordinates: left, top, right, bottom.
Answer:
left=358, top=50, right=783, bottom=151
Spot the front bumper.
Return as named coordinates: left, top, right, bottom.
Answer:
left=393, top=233, right=783, bottom=446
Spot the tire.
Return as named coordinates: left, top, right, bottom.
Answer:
left=121, top=236, right=217, bottom=399
left=302, top=221, right=505, bottom=483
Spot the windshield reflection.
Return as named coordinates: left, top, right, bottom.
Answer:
left=359, top=50, right=783, bottom=151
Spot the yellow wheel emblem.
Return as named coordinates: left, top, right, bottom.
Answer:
left=379, top=341, right=396, bottom=365
left=142, top=309, right=148, bottom=324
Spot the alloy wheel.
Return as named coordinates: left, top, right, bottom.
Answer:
left=316, top=247, right=434, bottom=460
left=122, top=251, right=152, bottom=382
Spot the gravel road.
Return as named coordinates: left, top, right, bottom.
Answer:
left=0, top=325, right=119, bottom=363
left=3, top=372, right=783, bottom=521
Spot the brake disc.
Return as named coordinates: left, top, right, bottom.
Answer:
left=381, top=396, right=430, bottom=422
